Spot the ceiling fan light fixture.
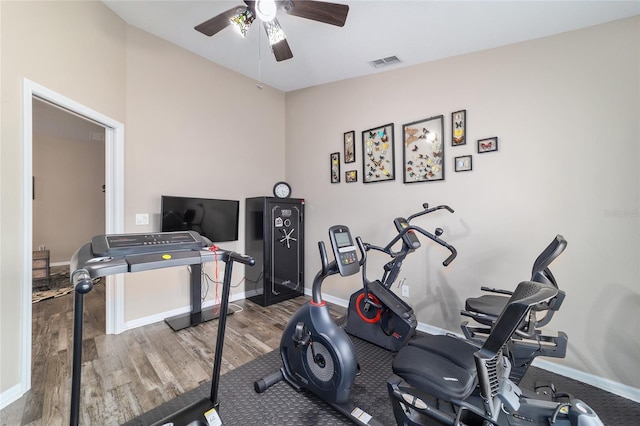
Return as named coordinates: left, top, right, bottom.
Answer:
left=255, top=0, right=277, bottom=22
left=264, top=19, right=286, bottom=46
left=230, top=9, right=255, bottom=37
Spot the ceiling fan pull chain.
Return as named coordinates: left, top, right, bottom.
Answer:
left=257, top=24, right=263, bottom=90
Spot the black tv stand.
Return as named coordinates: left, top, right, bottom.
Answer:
left=163, top=263, right=236, bottom=331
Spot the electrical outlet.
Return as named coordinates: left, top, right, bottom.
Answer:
left=135, top=213, right=149, bottom=225
left=402, top=284, right=409, bottom=297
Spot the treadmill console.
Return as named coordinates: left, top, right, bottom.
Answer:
left=91, top=230, right=209, bottom=257
left=328, top=225, right=359, bottom=277
left=394, top=217, right=421, bottom=249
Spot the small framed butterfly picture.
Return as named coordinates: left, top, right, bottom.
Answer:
left=330, top=152, right=341, bottom=183
left=451, top=110, right=466, bottom=146
left=402, top=115, right=445, bottom=183
left=477, top=136, right=498, bottom=153
left=362, top=123, right=395, bottom=183
left=344, top=131, right=356, bottom=163
left=454, top=155, right=473, bottom=172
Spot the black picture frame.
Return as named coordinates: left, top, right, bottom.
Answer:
left=402, top=115, right=444, bottom=183
left=330, top=152, right=340, bottom=183
left=362, top=123, right=395, bottom=183
left=454, top=155, right=472, bottom=172
left=451, top=109, right=466, bottom=146
left=345, top=170, right=357, bottom=183
left=477, top=136, right=498, bottom=153
left=344, top=131, right=356, bottom=163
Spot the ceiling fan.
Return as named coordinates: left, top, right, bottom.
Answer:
left=194, top=0, right=349, bottom=62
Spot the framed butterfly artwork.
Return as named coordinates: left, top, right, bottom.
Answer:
left=477, top=136, right=498, bottom=153
left=451, top=109, right=466, bottom=146
left=402, top=115, right=445, bottom=183
left=454, top=155, right=473, bottom=172
left=330, top=152, right=341, bottom=183
left=343, top=131, right=356, bottom=163
left=362, top=123, right=395, bottom=183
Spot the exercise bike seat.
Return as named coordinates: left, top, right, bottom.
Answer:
left=464, top=235, right=567, bottom=326
left=407, top=334, right=477, bottom=374
left=394, top=282, right=559, bottom=403
left=392, top=341, right=478, bottom=401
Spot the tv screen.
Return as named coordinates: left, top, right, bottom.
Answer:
left=161, top=195, right=239, bottom=243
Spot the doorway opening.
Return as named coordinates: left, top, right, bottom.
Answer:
left=21, top=79, right=125, bottom=395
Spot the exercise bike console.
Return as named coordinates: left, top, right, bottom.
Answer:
left=328, top=225, right=360, bottom=277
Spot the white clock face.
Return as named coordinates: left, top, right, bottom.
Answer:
left=274, top=182, right=291, bottom=198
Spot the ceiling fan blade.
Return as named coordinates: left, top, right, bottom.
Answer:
left=284, top=0, right=349, bottom=27
left=263, top=19, right=293, bottom=62
left=194, top=6, right=245, bottom=36
left=272, top=38, right=293, bottom=62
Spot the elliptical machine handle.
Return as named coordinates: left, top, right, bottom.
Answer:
left=318, top=241, right=329, bottom=276
left=443, top=246, right=457, bottom=267
left=406, top=203, right=455, bottom=222
left=355, top=236, right=367, bottom=266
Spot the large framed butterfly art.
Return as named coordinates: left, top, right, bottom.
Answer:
left=402, top=115, right=445, bottom=183
left=362, top=123, right=395, bottom=183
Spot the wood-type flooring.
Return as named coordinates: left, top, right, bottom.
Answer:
left=0, top=282, right=340, bottom=425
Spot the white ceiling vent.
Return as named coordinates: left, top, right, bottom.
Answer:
left=369, top=56, right=402, bottom=68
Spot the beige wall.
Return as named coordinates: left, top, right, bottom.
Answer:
left=1, top=0, right=285, bottom=399
left=120, top=26, right=285, bottom=320
left=33, top=132, right=105, bottom=263
left=1, top=0, right=126, bottom=398
left=285, top=16, right=639, bottom=388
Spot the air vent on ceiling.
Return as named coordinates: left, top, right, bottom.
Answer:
left=369, top=55, right=402, bottom=68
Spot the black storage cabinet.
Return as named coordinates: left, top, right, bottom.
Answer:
left=246, top=197, right=305, bottom=306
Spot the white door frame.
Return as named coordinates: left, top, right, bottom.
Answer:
left=21, top=79, right=125, bottom=393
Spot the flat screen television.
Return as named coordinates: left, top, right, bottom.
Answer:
left=161, top=195, right=239, bottom=243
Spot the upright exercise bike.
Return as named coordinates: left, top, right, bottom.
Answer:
left=255, top=225, right=384, bottom=425
left=345, top=203, right=457, bottom=351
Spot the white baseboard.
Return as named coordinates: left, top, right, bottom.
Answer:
left=123, top=289, right=260, bottom=331
left=531, top=358, right=640, bottom=403
left=304, top=289, right=640, bottom=403
left=0, top=383, right=23, bottom=411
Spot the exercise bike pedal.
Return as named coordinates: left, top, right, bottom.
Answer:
left=363, top=296, right=383, bottom=311
left=292, top=322, right=311, bottom=348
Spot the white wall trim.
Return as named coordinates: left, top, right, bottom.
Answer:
left=305, top=288, right=640, bottom=403
left=0, top=383, right=23, bottom=411
left=123, top=290, right=259, bottom=331
left=531, top=358, right=640, bottom=403
left=21, top=79, right=125, bottom=402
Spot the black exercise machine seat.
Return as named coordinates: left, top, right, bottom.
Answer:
left=392, top=281, right=558, bottom=404
left=464, top=234, right=567, bottom=327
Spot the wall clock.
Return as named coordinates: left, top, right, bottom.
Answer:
left=273, top=181, right=292, bottom=199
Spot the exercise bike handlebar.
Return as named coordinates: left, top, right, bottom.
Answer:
left=356, top=236, right=367, bottom=266
left=368, top=224, right=457, bottom=267
left=406, top=202, right=455, bottom=222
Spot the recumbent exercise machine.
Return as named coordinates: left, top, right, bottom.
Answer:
left=388, top=278, right=603, bottom=425
left=460, top=234, right=569, bottom=384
